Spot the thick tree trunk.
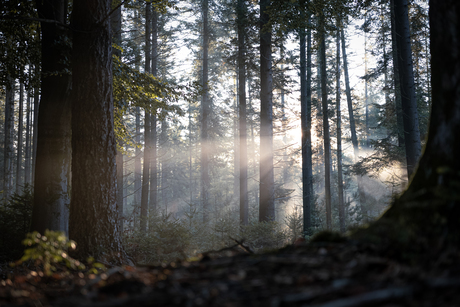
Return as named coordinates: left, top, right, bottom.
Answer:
left=393, top=0, right=422, bottom=178
left=259, top=0, right=275, bottom=222
left=300, top=9, right=313, bottom=235
left=31, top=0, right=71, bottom=234
left=237, top=0, right=248, bottom=225
left=70, top=0, right=124, bottom=260
left=201, top=0, right=211, bottom=222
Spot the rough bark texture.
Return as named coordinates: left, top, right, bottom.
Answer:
left=300, top=9, right=313, bottom=235
left=31, top=0, right=71, bottom=234
left=259, top=0, right=275, bottom=222
left=201, top=0, right=211, bottom=223
left=237, top=0, right=248, bottom=225
left=70, top=0, right=123, bottom=260
left=320, top=25, right=332, bottom=230
left=393, top=0, right=422, bottom=178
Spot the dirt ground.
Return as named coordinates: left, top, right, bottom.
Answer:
left=2, top=237, right=460, bottom=307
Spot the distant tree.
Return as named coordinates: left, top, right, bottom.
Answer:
left=259, top=0, right=275, bottom=222
left=237, top=0, right=248, bottom=225
left=392, top=0, right=422, bottom=178
left=201, top=0, right=211, bottom=222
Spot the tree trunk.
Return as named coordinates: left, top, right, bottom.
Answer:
left=24, top=91, right=31, bottom=185
left=31, top=0, right=71, bottom=234
left=259, top=0, right=275, bottom=222
left=70, top=0, right=124, bottom=260
left=393, top=0, right=422, bottom=178
left=3, top=78, right=14, bottom=200
left=300, top=8, right=313, bottom=235
left=140, top=0, right=152, bottom=233
left=135, top=107, right=141, bottom=207
left=112, top=2, right=123, bottom=234
left=149, top=9, right=158, bottom=217
left=160, top=119, right=169, bottom=212
left=201, top=0, right=211, bottom=222
left=356, top=0, right=460, bottom=258
left=320, top=18, right=332, bottom=230
left=336, top=27, right=345, bottom=233
left=16, top=83, right=24, bottom=193
left=237, top=0, right=248, bottom=225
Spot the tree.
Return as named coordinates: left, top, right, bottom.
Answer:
left=140, top=0, right=152, bottom=233
left=149, top=7, right=159, bottom=218
left=392, top=0, right=422, bottom=179
left=112, top=0, right=124, bottom=233
left=201, top=0, right=211, bottom=222
left=336, top=25, right=345, bottom=233
left=259, top=0, right=275, bottom=222
left=30, top=0, right=71, bottom=234
left=237, top=0, right=248, bottom=225
left=319, top=15, right=332, bottom=230
left=354, top=0, right=460, bottom=257
left=299, top=4, right=313, bottom=235
left=69, top=0, right=124, bottom=260
left=3, top=77, right=14, bottom=200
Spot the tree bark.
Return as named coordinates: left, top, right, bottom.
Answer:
left=320, top=18, right=332, bottom=230
left=201, top=0, right=211, bottom=222
left=70, top=0, right=124, bottom=260
left=393, top=0, right=422, bottom=178
left=336, top=27, right=345, bottom=234
left=24, top=91, right=31, bottom=185
left=259, top=0, right=275, bottom=222
left=149, top=9, right=158, bottom=217
left=237, top=0, right=248, bottom=225
left=16, top=83, right=24, bottom=193
left=112, top=2, right=123, bottom=234
left=3, top=77, right=14, bottom=200
left=31, top=0, right=71, bottom=234
left=300, top=7, right=313, bottom=235
left=140, top=1, right=152, bottom=233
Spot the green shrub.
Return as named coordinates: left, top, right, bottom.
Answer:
left=13, top=230, right=86, bottom=275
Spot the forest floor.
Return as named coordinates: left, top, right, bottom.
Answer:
left=1, top=237, right=460, bottom=307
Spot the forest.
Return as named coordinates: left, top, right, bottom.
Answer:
left=1, top=0, right=460, bottom=305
